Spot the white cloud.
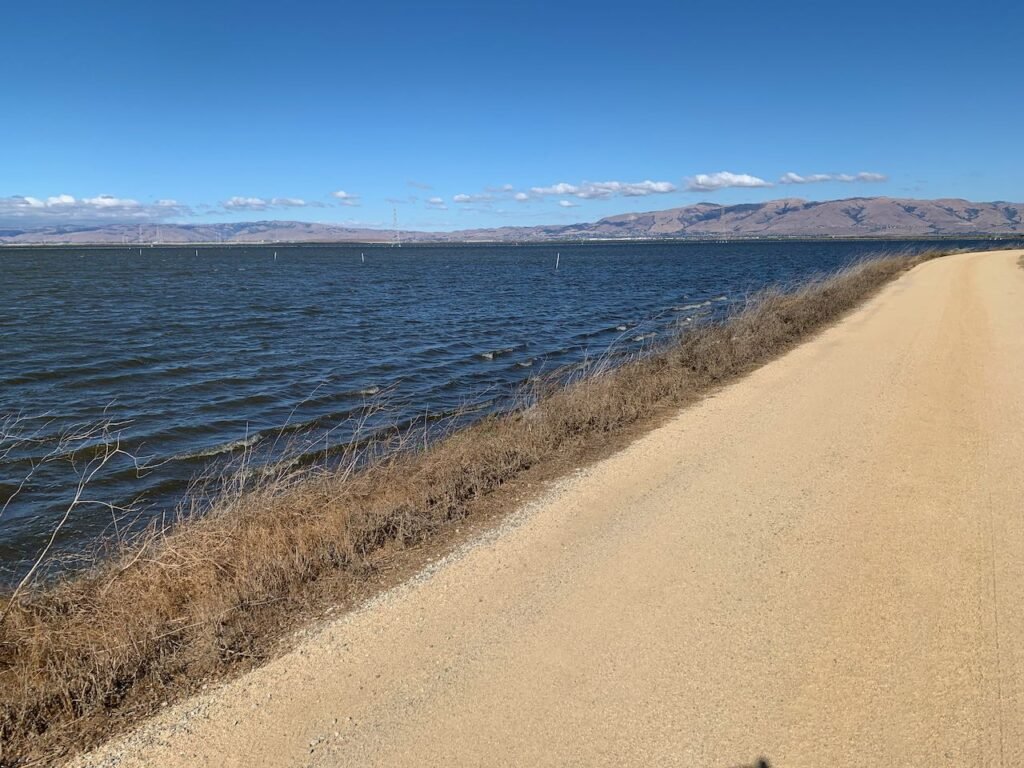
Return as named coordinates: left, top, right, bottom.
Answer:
left=558, top=199, right=578, bottom=208
left=453, top=192, right=493, bottom=203
left=529, top=179, right=677, bottom=200
left=513, top=192, right=530, bottom=202
left=331, top=190, right=361, bottom=206
left=223, top=196, right=269, bottom=211
left=779, top=172, right=832, bottom=184
left=531, top=182, right=579, bottom=197
left=82, top=194, right=142, bottom=208
left=780, top=171, right=888, bottom=185
left=222, top=196, right=314, bottom=211
left=0, top=193, right=192, bottom=226
left=426, top=196, right=448, bottom=210
left=686, top=172, right=773, bottom=192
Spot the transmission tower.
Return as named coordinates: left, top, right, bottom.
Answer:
left=393, top=207, right=402, bottom=248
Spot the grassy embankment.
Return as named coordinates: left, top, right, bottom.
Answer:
left=0, top=252, right=940, bottom=765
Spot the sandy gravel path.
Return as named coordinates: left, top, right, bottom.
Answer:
left=75, top=249, right=1024, bottom=767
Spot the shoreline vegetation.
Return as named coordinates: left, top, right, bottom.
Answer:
left=0, top=251, right=944, bottom=765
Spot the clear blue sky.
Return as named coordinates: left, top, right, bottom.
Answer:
left=1, top=0, right=1019, bottom=231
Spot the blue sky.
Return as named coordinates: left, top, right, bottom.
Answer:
left=1, top=0, right=1019, bottom=231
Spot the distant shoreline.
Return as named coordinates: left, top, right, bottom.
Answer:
left=1, top=234, right=1021, bottom=250
left=3, top=198, right=1023, bottom=248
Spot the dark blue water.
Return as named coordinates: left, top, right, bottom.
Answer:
left=0, top=239, right=1014, bottom=578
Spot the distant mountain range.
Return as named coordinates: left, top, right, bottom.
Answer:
left=2, top=197, right=1022, bottom=245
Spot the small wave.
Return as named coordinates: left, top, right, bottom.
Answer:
left=66, top=362, right=203, bottom=391
left=193, top=390, right=278, bottom=413
left=173, top=433, right=263, bottom=462
left=0, top=372, right=46, bottom=386
left=164, top=373, right=254, bottom=396
left=1, top=354, right=160, bottom=386
left=478, top=344, right=525, bottom=361
left=672, top=300, right=712, bottom=311
left=575, top=325, right=620, bottom=341
left=633, top=332, right=657, bottom=342
left=291, top=384, right=390, bottom=411
left=515, top=359, right=534, bottom=368
left=259, top=400, right=381, bottom=440
left=127, top=474, right=197, bottom=501
left=603, top=323, right=639, bottom=336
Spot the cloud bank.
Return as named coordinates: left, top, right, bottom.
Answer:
left=529, top=179, right=677, bottom=200
left=687, top=170, right=888, bottom=192
left=686, top=172, right=773, bottom=192
left=780, top=171, right=887, bottom=184
left=222, top=196, right=314, bottom=211
left=453, top=193, right=494, bottom=203
left=331, top=190, right=361, bottom=206
left=0, top=194, right=190, bottom=227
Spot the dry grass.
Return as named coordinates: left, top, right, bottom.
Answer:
left=0, top=252, right=939, bottom=765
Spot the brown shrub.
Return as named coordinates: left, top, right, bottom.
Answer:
left=0, top=251, right=939, bottom=765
